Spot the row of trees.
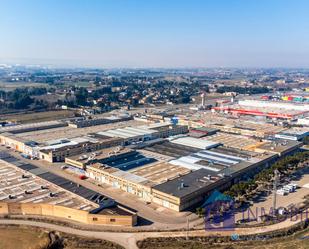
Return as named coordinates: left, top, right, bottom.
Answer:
left=196, top=151, right=309, bottom=216
left=196, top=151, right=309, bottom=217
left=225, top=151, right=309, bottom=198
left=216, top=86, right=270, bottom=94
left=0, top=87, right=48, bottom=110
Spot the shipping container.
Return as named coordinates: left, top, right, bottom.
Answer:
left=293, top=97, right=303, bottom=102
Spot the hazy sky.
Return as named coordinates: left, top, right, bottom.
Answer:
left=0, top=0, right=309, bottom=68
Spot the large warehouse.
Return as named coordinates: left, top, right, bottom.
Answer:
left=0, top=114, right=305, bottom=212
left=0, top=119, right=187, bottom=163
left=85, top=135, right=302, bottom=211
left=211, top=99, right=309, bottom=120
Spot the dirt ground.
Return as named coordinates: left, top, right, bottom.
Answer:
left=0, top=225, right=124, bottom=249
left=0, top=82, right=48, bottom=91
left=0, top=110, right=76, bottom=123
left=138, top=231, right=309, bottom=249
left=0, top=226, right=50, bottom=249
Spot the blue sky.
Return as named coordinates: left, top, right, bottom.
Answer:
left=0, top=0, right=309, bottom=68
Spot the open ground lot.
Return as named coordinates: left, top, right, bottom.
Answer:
left=0, top=226, right=49, bottom=249
left=0, top=110, right=76, bottom=124
left=0, top=225, right=124, bottom=249
left=138, top=232, right=309, bottom=249
left=0, top=81, right=48, bottom=91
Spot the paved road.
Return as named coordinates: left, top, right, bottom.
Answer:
left=0, top=219, right=138, bottom=249
left=0, top=212, right=306, bottom=249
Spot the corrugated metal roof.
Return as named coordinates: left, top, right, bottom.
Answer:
left=99, top=130, right=129, bottom=138
left=39, top=141, right=78, bottom=151
left=194, top=152, right=239, bottom=164
left=198, top=150, right=246, bottom=161
left=170, top=137, right=220, bottom=150
left=71, top=136, right=98, bottom=144
left=0, top=120, right=63, bottom=133
left=97, top=126, right=155, bottom=139
left=169, top=158, right=220, bottom=172
left=139, top=122, right=171, bottom=129
left=112, top=170, right=147, bottom=183
left=125, top=127, right=155, bottom=134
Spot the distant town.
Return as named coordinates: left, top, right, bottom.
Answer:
left=1, top=65, right=308, bottom=115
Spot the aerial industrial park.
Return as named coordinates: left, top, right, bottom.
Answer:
left=2, top=1, right=309, bottom=248
left=0, top=85, right=308, bottom=221
left=0, top=67, right=309, bottom=249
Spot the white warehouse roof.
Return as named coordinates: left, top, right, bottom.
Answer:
left=97, top=126, right=156, bottom=139
left=139, top=122, right=171, bottom=129
left=169, top=137, right=220, bottom=150
left=239, top=100, right=309, bottom=111
left=169, top=157, right=220, bottom=172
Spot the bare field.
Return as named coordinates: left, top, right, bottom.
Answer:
left=0, top=226, right=50, bottom=249
left=0, top=225, right=124, bottom=249
left=138, top=228, right=309, bottom=249
left=0, top=81, right=48, bottom=91
left=0, top=110, right=76, bottom=123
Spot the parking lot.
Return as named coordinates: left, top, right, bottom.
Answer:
left=0, top=151, right=114, bottom=207
left=0, top=156, right=96, bottom=211
left=235, top=168, right=309, bottom=223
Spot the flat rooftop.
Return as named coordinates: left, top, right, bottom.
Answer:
left=13, top=120, right=144, bottom=144
left=169, top=145, right=264, bottom=172
left=88, top=163, right=154, bottom=187
left=104, top=152, right=157, bottom=171
left=256, top=139, right=302, bottom=154
left=39, top=136, right=122, bottom=154
left=0, top=120, right=65, bottom=134
left=168, top=136, right=221, bottom=150
left=211, top=146, right=259, bottom=158
left=66, top=146, right=133, bottom=163
left=143, top=140, right=200, bottom=158
left=152, top=168, right=222, bottom=198
left=238, top=99, right=309, bottom=111
left=129, top=162, right=191, bottom=184
left=97, top=125, right=158, bottom=139
left=277, top=127, right=309, bottom=136
left=196, top=114, right=287, bottom=135
left=212, top=103, right=309, bottom=120
left=205, top=132, right=264, bottom=150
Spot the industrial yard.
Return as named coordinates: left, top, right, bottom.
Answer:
left=0, top=92, right=308, bottom=227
